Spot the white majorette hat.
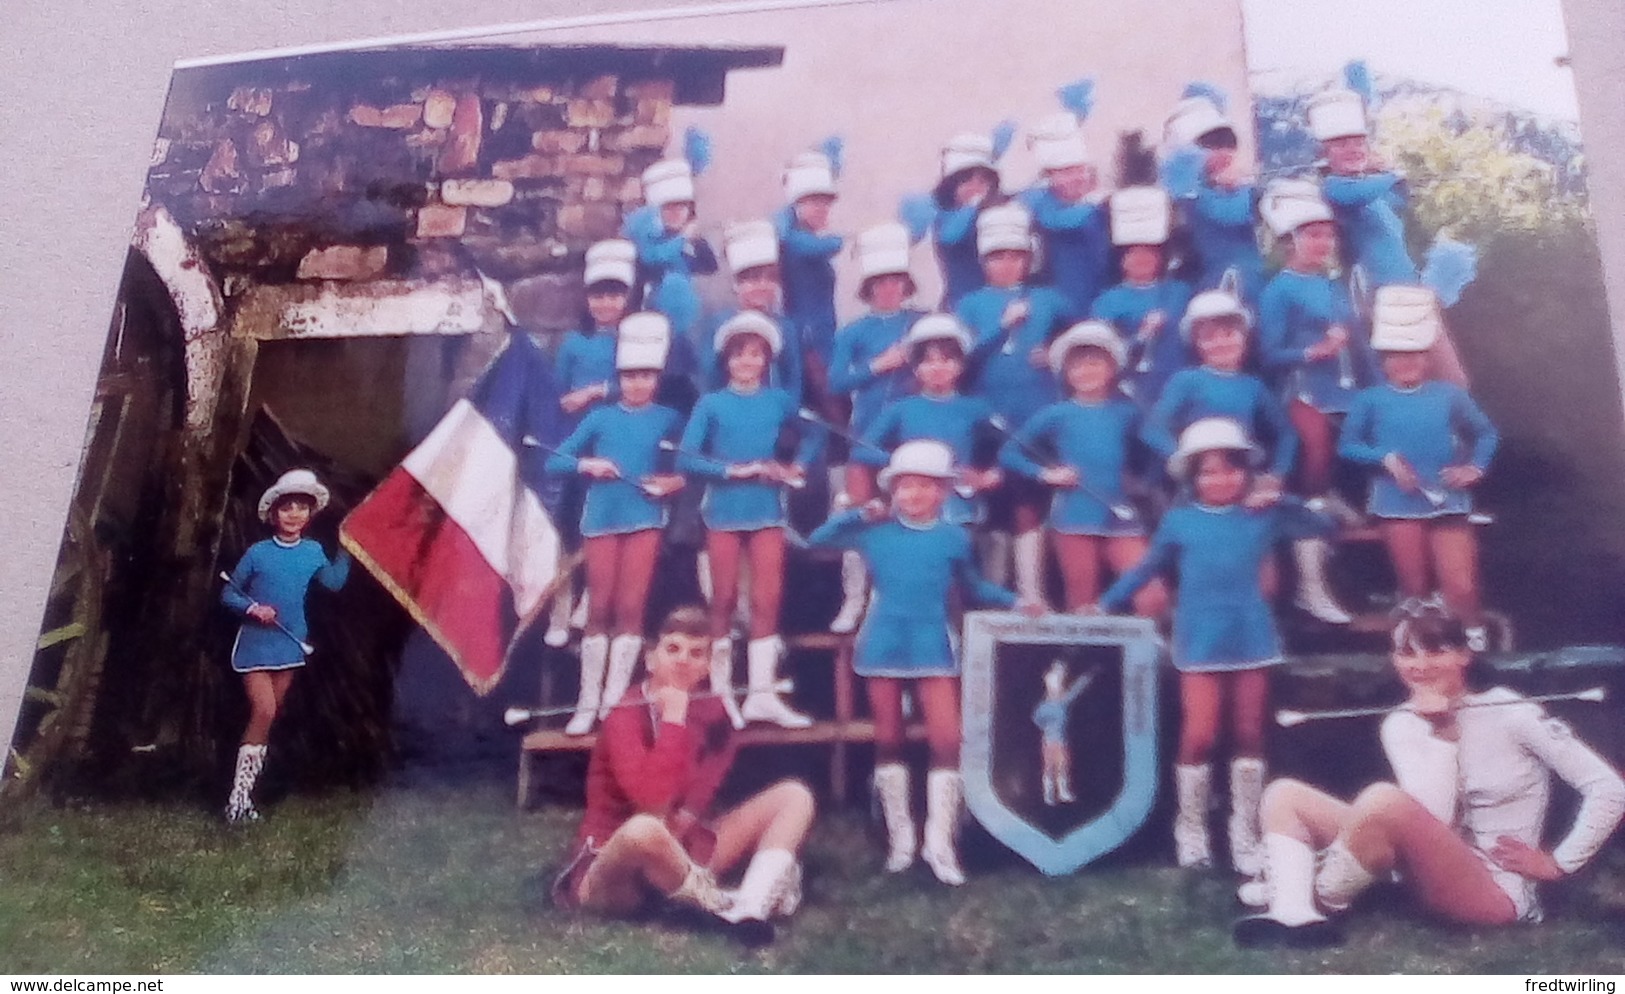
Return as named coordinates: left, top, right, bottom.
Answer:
left=615, top=312, right=671, bottom=371
left=1049, top=320, right=1127, bottom=373
left=1260, top=178, right=1333, bottom=237
left=641, top=159, right=695, bottom=208
left=1307, top=88, right=1368, bottom=142
left=1028, top=112, right=1089, bottom=171
left=976, top=202, right=1034, bottom=256
left=902, top=312, right=973, bottom=355
left=1164, top=96, right=1234, bottom=150
left=1370, top=285, right=1443, bottom=352
left=784, top=151, right=837, bottom=203
left=878, top=439, right=958, bottom=493
left=855, top=222, right=914, bottom=282
left=584, top=239, right=636, bottom=287
left=1181, top=289, right=1252, bottom=337
left=1109, top=187, right=1172, bottom=246
left=1167, top=417, right=1263, bottom=480
left=941, top=132, right=996, bottom=178
left=724, top=220, right=780, bottom=274
left=258, top=469, right=330, bottom=523
left=713, top=309, right=782, bottom=357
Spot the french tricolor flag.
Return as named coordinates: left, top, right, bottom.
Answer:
left=341, top=331, right=566, bottom=694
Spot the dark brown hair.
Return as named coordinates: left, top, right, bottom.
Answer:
left=1390, top=598, right=1469, bottom=655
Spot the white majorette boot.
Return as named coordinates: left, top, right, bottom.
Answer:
left=1056, top=769, right=1076, bottom=804
left=225, top=743, right=267, bottom=824
left=719, top=847, right=801, bottom=924
left=600, top=634, right=642, bottom=718
left=1173, top=762, right=1213, bottom=868
left=710, top=637, right=745, bottom=731
left=1292, top=538, right=1353, bottom=624
left=1228, top=757, right=1267, bottom=877
left=667, top=860, right=734, bottom=917
left=544, top=584, right=574, bottom=649
left=1014, top=529, right=1048, bottom=610
left=1042, top=771, right=1058, bottom=807
left=570, top=589, right=590, bottom=633
left=922, top=768, right=968, bottom=886
left=1232, top=833, right=1341, bottom=949
left=829, top=550, right=869, bottom=635
left=872, top=762, right=917, bottom=872
left=1313, top=839, right=1377, bottom=913
left=566, top=634, right=609, bottom=735
left=741, top=637, right=812, bottom=728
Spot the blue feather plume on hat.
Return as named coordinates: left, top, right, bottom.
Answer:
left=819, top=135, right=845, bottom=178
left=1056, top=78, right=1095, bottom=120
left=990, top=119, right=1017, bottom=161
left=1422, top=235, right=1478, bottom=307
left=1181, top=81, right=1227, bottom=113
left=683, top=125, right=713, bottom=176
left=1343, top=60, right=1376, bottom=107
left=899, top=193, right=939, bottom=244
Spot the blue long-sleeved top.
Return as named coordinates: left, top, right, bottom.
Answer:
left=1018, top=186, right=1111, bottom=318
left=1090, top=279, right=1194, bottom=410
left=934, top=204, right=985, bottom=309
left=678, top=384, right=822, bottom=530
left=222, top=537, right=351, bottom=670
left=1101, top=497, right=1334, bottom=671
left=1257, top=268, right=1379, bottom=413
left=829, top=309, right=924, bottom=435
left=1000, top=396, right=1145, bottom=535
left=775, top=206, right=843, bottom=364
left=697, top=307, right=804, bottom=404
left=860, top=392, right=997, bottom=525
left=1143, top=367, right=1299, bottom=478
left=545, top=402, right=682, bottom=537
left=1338, top=380, right=1498, bottom=518
left=958, top=283, right=1071, bottom=426
left=1182, top=181, right=1265, bottom=305
left=807, top=508, right=1015, bottom=676
left=1321, top=170, right=1419, bottom=286
left=622, top=206, right=719, bottom=339
left=555, top=326, right=617, bottom=426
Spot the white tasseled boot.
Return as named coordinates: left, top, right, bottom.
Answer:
left=872, top=762, right=917, bottom=872
left=1056, top=768, right=1076, bottom=804
left=829, top=550, right=869, bottom=635
left=697, top=550, right=714, bottom=603
left=1042, top=770, right=1058, bottom=807
left=667, top=861, right=733, bottom=916
left=1174, top=763, right=1213, bottom=868
left=741, top=637, right=812, bottom=728
left=1013, top=529, right=1048, bottom=610
left=1292, top=539, right=1353, bottom=624
left=543, top=584, right=574, bottom=649
left=567, top=634, right=609, bottom=735
left=569, top=589, right=590, bottom=632
left=600, top=634, right=642, bottom=718
left=710, top=637, right=745, bottom=730
left=1233, top=833, right=1341, bottom=949
left=1313, top=839, right=1378, bottom=912
left=225, top=744, right=267, bottom=824
left=922, top=769, right=967, bottom=886
left=1228, top=757, right=1267, bottom=877
left=719, top=848, right=800, bottom=925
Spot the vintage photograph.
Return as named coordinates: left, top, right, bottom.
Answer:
left=3, top=0, right=1622, bottom=974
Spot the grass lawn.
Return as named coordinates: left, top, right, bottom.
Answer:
left=2, top=777, right=1623, bottom=975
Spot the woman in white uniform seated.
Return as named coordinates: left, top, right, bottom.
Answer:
left=1235, top=601, right=1625, bottom=947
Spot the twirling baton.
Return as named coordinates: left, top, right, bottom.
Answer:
left=1274, top=686, right=1606, bottom=728
left=503, top=679, right=794, bottom=725
left=218, top=572, right=314, bottom=655
left=986, top=415, right=1137, bottom=521
left=657, top=440, right=806, bottom=490
left=520, top=436, right=679, bottom=497
left=797, top=408, right=977, bottom=500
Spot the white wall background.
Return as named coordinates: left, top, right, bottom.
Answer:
left=1, top=0, right=1622, bottom=762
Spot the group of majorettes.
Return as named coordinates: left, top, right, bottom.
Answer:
left=216, top=81, right=1623, bottom=948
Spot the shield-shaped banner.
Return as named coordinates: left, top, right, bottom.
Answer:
left=961, top=611, right=1161, bottom=875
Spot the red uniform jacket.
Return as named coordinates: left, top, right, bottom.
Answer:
left=573, top=687, right=738, bottom=861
